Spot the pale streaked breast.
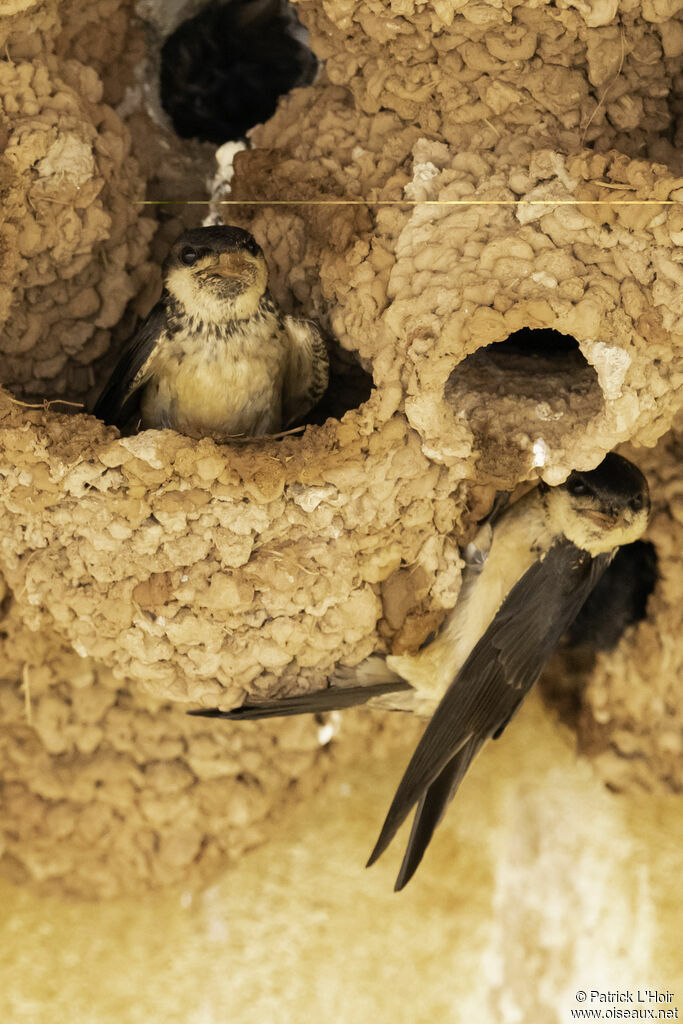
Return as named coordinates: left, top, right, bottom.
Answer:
left=141, top=320, right=287, bottom=436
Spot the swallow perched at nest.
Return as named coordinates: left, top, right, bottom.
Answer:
left=189, top=453, right=651, bottom=889
left=94, top=226, right=329, bottom=438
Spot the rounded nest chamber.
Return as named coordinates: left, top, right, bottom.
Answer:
left=0, top=0, right=681, bottom=897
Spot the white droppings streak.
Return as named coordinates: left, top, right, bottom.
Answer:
left=36, top=135, right=95, bottom=187
left=581, top=340, right=632, bottom=401
left=206, top=141, right=248, bottom=225
left=317, top=721, right=336, bottom=746
left=532, top=438, right=548, bottom=468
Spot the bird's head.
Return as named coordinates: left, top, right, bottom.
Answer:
left=543, top=453, right=650, bottom=555
left=163, top=225, right=268, bottom=322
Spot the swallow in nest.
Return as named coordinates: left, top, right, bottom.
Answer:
left=94, top=225, right=329, bottom=438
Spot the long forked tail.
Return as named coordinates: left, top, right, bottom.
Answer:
left=392, top=736, right=484, bottom=890
left=188, top=658, right=411, bottom=721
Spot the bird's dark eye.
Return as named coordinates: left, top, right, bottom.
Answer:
left=244, top=237, right=260, bottom=257
left=629, top=494, right=644, bottom=512
left=567, top=476, right=589, bottom=497
left=180, top=245, right=197, bottom=266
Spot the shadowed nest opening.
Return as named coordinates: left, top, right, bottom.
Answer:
left=292, top=343, right=374, bottom=429
left=541, top=540, right=659, bottom=726
left=160, top=0, right=318, bottom=144
left=445, top=328, right=603, bottom=456
left=565, top=540, right=659, bottom=653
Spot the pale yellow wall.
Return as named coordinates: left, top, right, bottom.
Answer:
left=2, top=693, right=680, bottom=1024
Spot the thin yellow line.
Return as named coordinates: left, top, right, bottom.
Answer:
left=135, top=198, right=677, bottom=206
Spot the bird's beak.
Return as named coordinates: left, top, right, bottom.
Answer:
left=202, top=252, right=252, bottom=279
left=583, top=509, right=616, bottom=528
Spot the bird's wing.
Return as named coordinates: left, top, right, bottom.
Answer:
left=187, top=677, right=412, bottom=721
left=393, top=735, right=484, bottom=891
left=93, top=301, right=168, bottom=428
left=281, top=315, right=329, bottom=427
left=367, top=541, right=613, bottom=877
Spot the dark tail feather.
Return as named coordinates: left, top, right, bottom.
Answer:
left=366, top=723, right=485, bottom=873
left=187, top=679, right=411, bottom=721
left=393, top=736, right=483, bottom=891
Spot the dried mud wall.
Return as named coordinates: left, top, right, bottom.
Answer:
left=579, top=430, right=683, bottom=793
left=0, top=0, right=681, bottom=896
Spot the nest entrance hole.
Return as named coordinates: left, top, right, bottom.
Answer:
left=160, top=0, right=318, bottom=144
left=445, top=328, right=603, bottom=455
left=542, top=539, right=659, bottom=727
left=291, top=343, right=374, bottom=429
left=565, top=540, right=659, bottom=653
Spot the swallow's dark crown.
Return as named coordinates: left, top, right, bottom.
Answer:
left=567, top=453, right=650, bottom=506
left=167, top=225, right=261, bottom=258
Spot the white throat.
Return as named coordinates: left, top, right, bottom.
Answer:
left=165, top=266, right=263, bottom=323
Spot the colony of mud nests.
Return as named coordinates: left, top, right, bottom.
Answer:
left=0, top=0, right=681, bottom=895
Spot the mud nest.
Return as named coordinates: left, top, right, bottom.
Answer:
left=0, top=0, right=681, bottom=896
